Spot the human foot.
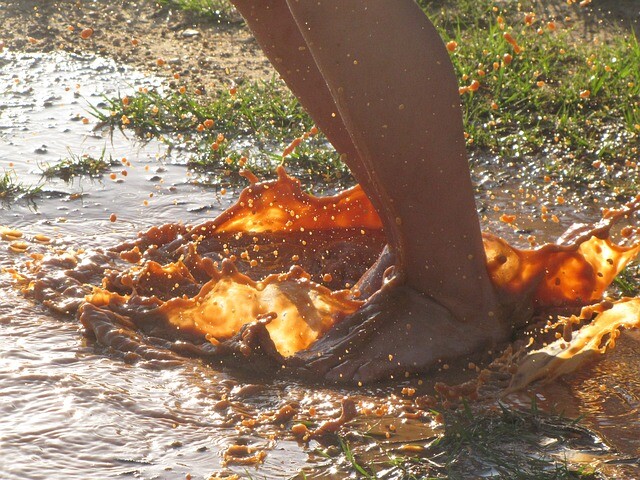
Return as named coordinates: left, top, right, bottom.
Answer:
left=290, top=285, right=514, bottom=384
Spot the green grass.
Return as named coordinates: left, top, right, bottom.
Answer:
left=431, top=1, right=639, bottom=172
left=157, top=0, right=238, bottom=23
left=92, top=0, right=639, bottom=192
left=92, top=81, right=347, bottom=182
left=428, top=403, right=602, bottom=479
left=612, top=263, right=640, bottom=297
left=40, top=148, right=118, bottom=182
left=0, top=169, right=42, bottom=202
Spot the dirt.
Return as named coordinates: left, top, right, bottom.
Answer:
left=0, top=0, right=637, bottom=90
left=0, top=0, right=272, bottom=89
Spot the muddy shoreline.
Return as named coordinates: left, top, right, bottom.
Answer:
left=2, top=1, right=640, bottom=478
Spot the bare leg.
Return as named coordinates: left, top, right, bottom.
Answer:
left=277, top=0, right=517, bottom=382
left=230, top=1, right=352, bottom=155
left=228, top=0, right=521, bottom=381
left=232, top=1, right=493, bottom=315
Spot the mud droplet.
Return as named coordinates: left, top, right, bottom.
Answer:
left=80, top=28, right=94, bottom=40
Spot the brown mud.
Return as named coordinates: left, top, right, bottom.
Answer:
left=7, top=162, right=640, bottom=477
left=2, top=1, right=640, bottom=478
left=15, top=168, right=640, bottom=385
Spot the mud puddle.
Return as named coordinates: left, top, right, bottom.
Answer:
left=1, top=49, right=639, bottom=479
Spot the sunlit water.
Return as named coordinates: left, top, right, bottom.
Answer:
left=0, top=50, right=638, bottom=479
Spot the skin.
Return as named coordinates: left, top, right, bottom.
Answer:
left=230, top=0, right=518, bottom=382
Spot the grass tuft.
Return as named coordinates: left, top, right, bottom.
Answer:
left=157, top=0, right=239, bottom=23
left=339, top=438, right=376, bottom=479
left=295, top=404, right=606, bottom=479
left=92, top=81, right=347, bottom=182
left=431, top=1, right=640, bottom=171
left=0, top=169, right=42, bottom=202
left=428, top=404, right=603, bottom=479
left=41, top=148, right=118, bottom=182
left=348, top=404, right=605, bottom=480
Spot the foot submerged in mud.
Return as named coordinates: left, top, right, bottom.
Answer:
left=290, top=285, right=511, bottom=384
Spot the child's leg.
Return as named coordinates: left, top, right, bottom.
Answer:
left=284, top=0, right=496, bottom=324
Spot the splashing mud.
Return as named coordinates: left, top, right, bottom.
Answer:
left=15, top=165, right=640, bottom=389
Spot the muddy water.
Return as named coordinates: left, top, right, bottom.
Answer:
left=518, top=330, right=640, bottom=456
left=1, top=50, right=639, bottom=479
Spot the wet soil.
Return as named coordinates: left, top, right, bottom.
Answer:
left=0, top=0, right=272, bottom=89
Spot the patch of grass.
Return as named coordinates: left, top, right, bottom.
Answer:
left=342, top=404, right=605, bottom=480
left=339, top=438, right=376, bottom=479
left=0, top=169, right=42, bottom=202
left=427, top=0, right=640, bottom=178
left=157, top=0, right=238, bottom=23
left=296, top=403, right=605, bottom=479
left=424, top=403, right=603, bottom=479
left=40, top=148, right=118, bottom=182
left=92, top=81, right=347, bottom=182
left=613, top=263, right=640, bottom=297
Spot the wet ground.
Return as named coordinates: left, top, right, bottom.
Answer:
left=1, top=50, right=639, bottom=479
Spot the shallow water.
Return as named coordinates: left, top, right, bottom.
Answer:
left=0, top=286, right=303, bottom=478
left=523, top=330, right=640, bottom=455
left=1, top=50, right=639, bottom=479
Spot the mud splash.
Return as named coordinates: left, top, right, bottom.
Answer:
left=15, top=166, right=640, bottom=389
